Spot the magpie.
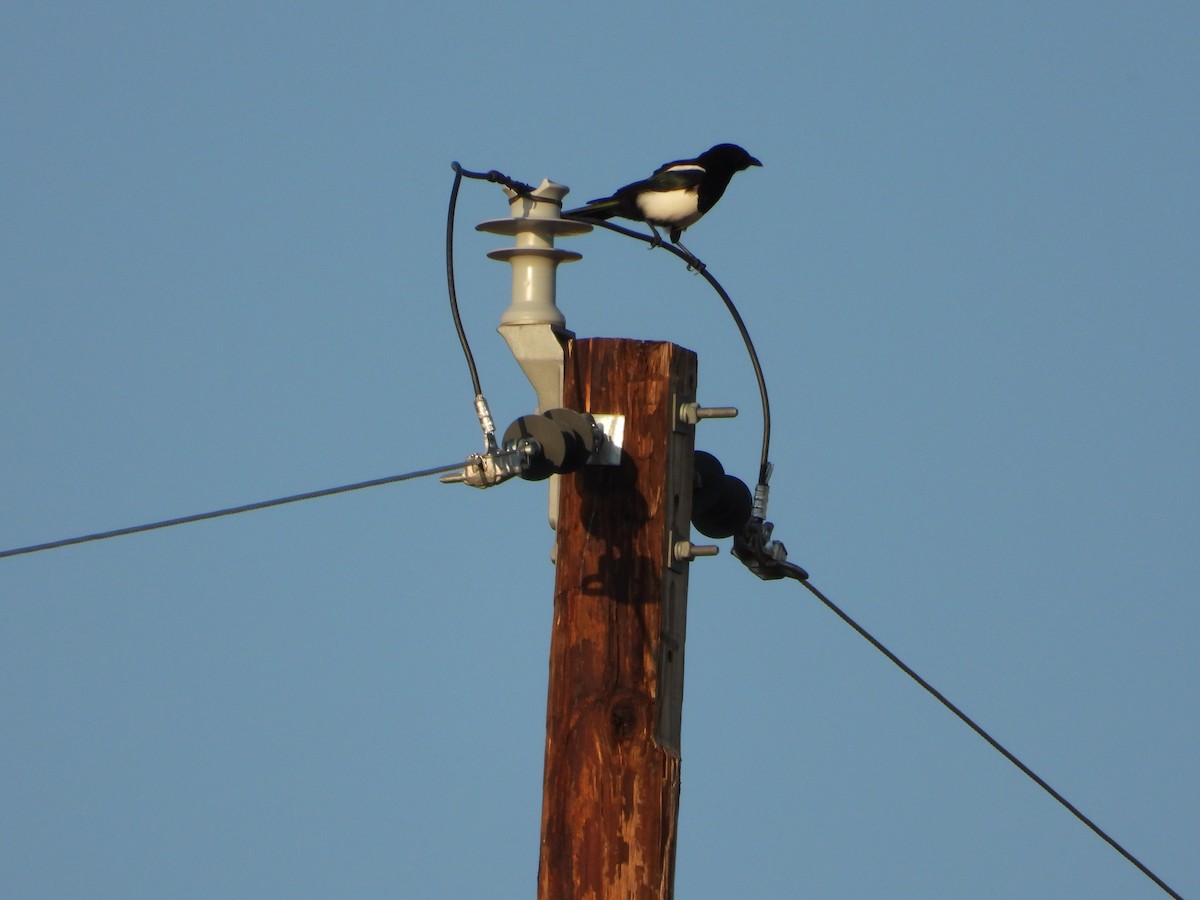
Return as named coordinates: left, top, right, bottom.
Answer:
left=564, top=143, right=762, bottom=256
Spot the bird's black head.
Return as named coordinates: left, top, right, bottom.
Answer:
left=700, top=143, right=763, bottom=171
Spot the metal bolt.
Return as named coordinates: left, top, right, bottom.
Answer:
left=673, top=540, right=721, bottom=563
left=678, top=402, right=739, bottom=426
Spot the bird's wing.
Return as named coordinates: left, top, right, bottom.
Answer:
left=653, top=156, right=702, bottom=175
left=617, top=163, right=706, bottom=197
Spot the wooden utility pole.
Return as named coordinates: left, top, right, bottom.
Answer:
left=538, top=337, right=698, bottom=900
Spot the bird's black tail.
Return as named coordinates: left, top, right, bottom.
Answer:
left=562, top=196, right=621, bottom=220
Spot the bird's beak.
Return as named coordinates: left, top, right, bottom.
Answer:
left=749, top=156, right=763, bottom=167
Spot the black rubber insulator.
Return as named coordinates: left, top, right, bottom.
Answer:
left=503, top=415, right=569, bottom=481
left=692, top=474, right=753, bottom=539
left=542, top=408, right=597, bottom=472
left=691, top=450, right=727, bottom=518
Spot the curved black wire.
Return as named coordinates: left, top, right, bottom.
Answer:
left=445, top=163, right=541, bottom=451
left=564, top=216, right=772, bottom=486
left=445, top=161, right=537, bottom=398
left=0, top=462, right=465, bottom=560
left=451, top=162, right=537, bottom=198
left=445, top=164, right=484, bottom=399
left=784, top=568, right=1182, bottom=899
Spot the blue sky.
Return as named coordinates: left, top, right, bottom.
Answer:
left=2, top=3, right=1197, bottom=897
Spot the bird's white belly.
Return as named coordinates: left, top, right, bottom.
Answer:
left=637, top=188, right=701, bottom=227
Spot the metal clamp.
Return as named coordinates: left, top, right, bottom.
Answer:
left=731, top=517, right=808, bottom=581
left=439, top=441, right=539, bottom=489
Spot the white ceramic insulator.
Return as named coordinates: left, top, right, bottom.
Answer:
left=477, top=180, right=591, bottom=330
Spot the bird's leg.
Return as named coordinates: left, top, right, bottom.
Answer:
left=671, top=238, right=706, bottom=272
left=646, top=223, right=664, bottom=249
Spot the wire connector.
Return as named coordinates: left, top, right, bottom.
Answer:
left=752, top=481, right=770, bottom=521
left=732, top=517, right=808, bottom=582
left=752, top=461, right=774, bottom=520
left=439, top=441, right=538, bottom=489
left=474, top=394, right=498, bottom=453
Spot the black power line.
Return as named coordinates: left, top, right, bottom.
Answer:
left=0, top=461, right=465, bottom=560
left=788, top=571, right=1182, bottom=899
